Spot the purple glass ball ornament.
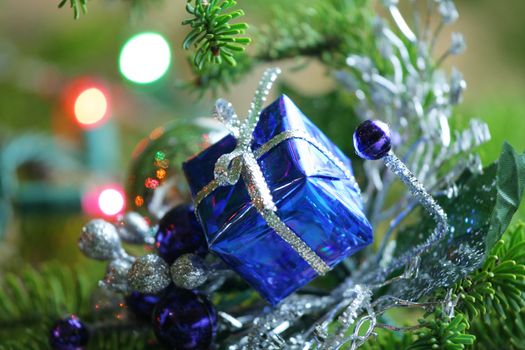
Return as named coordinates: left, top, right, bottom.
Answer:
left=49, top=315, right=89, bottom=350
left=353, top=120, right=392, bottom=160
left=125, top=291, right=161, bottom=321
left=152, top=288, right=217, bottom=350
left=155, top=204, right=208, bottom=264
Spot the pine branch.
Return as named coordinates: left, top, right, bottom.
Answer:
left=58, top=0, right=88, bottom=19
left=470, top=307, right=525, bottom=350
left=456, top=223, right=525, bottom=349
left=408, top=310, right=475, bottom=350
left=0, top=263, right=95, bottom=328
left=182, top=0, right=251, bottom=70
left=0, top=263, right=96, bottom=348
left=0, top=262, right=162, bottom=349
left=452, top=223, right=525, bottom=320
left=255, top=0, right=372, bottom=67
left=182, top=0, right=373, bottom=94
left=88, top=325, right=159, bottom=350
left=406, top=223, right=525, bottom=350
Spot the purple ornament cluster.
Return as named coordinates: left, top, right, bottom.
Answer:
left=69, top=203, right=217, bottom=350
left=149, top=204, right=217, bottom=350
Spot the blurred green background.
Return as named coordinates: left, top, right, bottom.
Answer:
left=0, top=0, right=524, bottom=270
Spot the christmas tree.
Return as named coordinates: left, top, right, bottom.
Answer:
left=1, top=0, right=525, bottom=349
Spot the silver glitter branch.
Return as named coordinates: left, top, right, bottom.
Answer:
left=380, top=151, right=449, bottom=274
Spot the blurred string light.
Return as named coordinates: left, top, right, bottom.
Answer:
left=74, top=87, right=109, bottom=127
left=82, top=184, right=125, bottom=217
left=63, top=79, right=111, bottom=130
left=119, top=32, right=172, bottom=84
left=98, top=188, right=125, bottom=216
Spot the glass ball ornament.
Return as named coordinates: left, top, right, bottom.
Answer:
left=126, top=119, right=227, bottom=220
left=155, top=204, right=208, bottom=265
left=353, top=120, right=392, bottom=160
left=125, top=291, right=161, bottom=321
left=49, top=315, right=89, bottom=350
left=152, top=288, right=217, bottom=350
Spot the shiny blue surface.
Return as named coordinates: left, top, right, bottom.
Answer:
left=153, top=288, right=217, bottom=350
left=183, top=95, right=372, bottom=305
left=125, top=291, right=160, bottom=321
left=155, top=204, right=208, bottom=265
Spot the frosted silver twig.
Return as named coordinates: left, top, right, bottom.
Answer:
left=380, top=151, right=449, bottom=274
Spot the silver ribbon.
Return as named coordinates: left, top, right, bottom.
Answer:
left=194, top=68, right=359, bottom=276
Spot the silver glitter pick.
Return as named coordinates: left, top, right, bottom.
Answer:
left=170, top=253, right=208, bottom=290
left=79, top=219, right=128, bottom=261
left=380, top=151, right=449, bottom=274
left=127, top=254, right=171, bottom=294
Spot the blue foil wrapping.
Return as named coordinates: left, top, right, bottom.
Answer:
left=183, top=95, right=372, bottom=305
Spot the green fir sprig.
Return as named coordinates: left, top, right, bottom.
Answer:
left=408, top=310, right=475, bottom=350
left=452, top=223, right=525, bottom=320
left=461, top=223, right=525, bottom=349
left=0, top=263, right=94, bottom=349
left=182, top=0, right=372, bottom=93
left=182, top=0, right=251, bottom=70
left=470, top=307, right=525, bottom=350
left=58, top=0, right=88, bottom=19
left=404, top=223, right=525, bottom=350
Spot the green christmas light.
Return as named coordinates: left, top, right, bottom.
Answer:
left=119, top=32, right=171, bottom=84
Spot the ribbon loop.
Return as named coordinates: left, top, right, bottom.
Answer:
left=214, top=98, right=241, bottom=138
left=214, top=150, right=243, bottom=186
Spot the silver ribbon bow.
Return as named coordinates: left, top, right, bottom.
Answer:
left=212, top=69, right=277, bottom=212
left=196, top=68, right=358, bottom=276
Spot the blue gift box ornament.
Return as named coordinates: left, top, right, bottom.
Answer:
left=183, top=68, right=372, bottom=305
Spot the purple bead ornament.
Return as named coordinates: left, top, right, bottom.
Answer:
left=49, top=315, right=89, bottom=350
left=155, top=204, right=208, bottom=265
left=353, top=119, right=392, bottom=160
left=152, top=288, right=217, bottom=350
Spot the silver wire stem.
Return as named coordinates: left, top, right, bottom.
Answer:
left=381, top=151, right=449, bottom=272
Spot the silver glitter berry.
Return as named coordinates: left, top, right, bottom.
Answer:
left=100, top=257, right=135, bottom=293
left=116, top=212, right=154, bottom=245
left=79, top=219, right=125, bottom=260
left=127, top=254, right=170, bottom=294
left=170, top=254, right=208, bottom=290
